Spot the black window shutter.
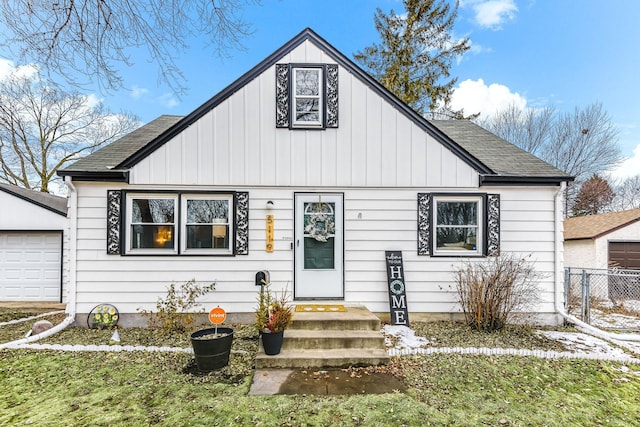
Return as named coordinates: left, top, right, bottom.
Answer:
left=486, top=194, right=500, bottom=256
left=417, top=193, right=431, bottom=255
left=106, top=190, right=122, bottom=255
left=275, top=64, right=289, bottom=128
left=325, top=64, right=338, bottom=128
left=235, top=192, right=249, bottom=255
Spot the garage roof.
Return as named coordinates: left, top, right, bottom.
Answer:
left=564, top=208, right=640, bottom=240
left=0, top=183, right=67, bottom=216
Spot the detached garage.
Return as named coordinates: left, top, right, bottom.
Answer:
left=0, top=183, right=68, bottom=301
left=564, top=208, right=640, bottom=270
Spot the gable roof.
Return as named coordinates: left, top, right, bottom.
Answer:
left=58, top=28, right=572, bottom=185
left=0, top=182, right=67, bottom=216
left=564, top=208, right=640, bottom=240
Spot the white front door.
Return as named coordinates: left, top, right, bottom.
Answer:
left=294, top=193, right=343, bottom=299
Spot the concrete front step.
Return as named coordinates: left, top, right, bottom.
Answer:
left=281, top=329, right=385, bottom=350
left=290, top=305, right=382, bottom=331
left=254, top=305, right=390, bottom=369
left=255, top=348, right=390, bottom=369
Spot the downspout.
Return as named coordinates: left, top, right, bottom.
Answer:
left=0, top=177, right=77, bottom=349
left=554, top=181, right=640, bottom=343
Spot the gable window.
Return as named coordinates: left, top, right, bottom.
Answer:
left=127, top=195, right=178, bottom=253
left=433, top=196, right=483, bottom=256
left=275, top=63, right=338, bottom=129
left=293, top=67, right=323, bottom=127
left=182, top=195, right=233, bottom=254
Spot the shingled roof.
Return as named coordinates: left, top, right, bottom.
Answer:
left=430, top=120, right=571, bottom=183
left=0, top=182, right=67, bottom=216
left=564, top=208, right=640, bottom=240
left=59, top=115, right=183, bottom=180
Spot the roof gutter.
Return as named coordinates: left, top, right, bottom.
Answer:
left=480, top=175, right=574, bottom=186
left=553, top=181, right=640, bottom=344
left=0, top=177, right=78, bottom=349
left=56, top=170, right=129, bottom=183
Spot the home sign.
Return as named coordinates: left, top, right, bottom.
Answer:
left=385, top=251, right=409, bottom=326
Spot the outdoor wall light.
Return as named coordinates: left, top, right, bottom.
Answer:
left=266, top=200, right=274, bottom=210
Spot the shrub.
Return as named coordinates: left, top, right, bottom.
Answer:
left=140, top=279, right=216, bottom=335
left=453, top=253, right=541, bottom=332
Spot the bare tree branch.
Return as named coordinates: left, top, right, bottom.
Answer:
left=0, top=73, right=139, bottom=192
left=479, top=102, right=622, bottom=183
left=0, top=0, right=259, bottom=95
left=611, top=175, right=640, bottom=211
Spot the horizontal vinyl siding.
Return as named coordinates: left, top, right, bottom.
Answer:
left=73, top=183, right=559, bottom=318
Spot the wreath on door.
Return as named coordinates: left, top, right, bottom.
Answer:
left=305, top=212, right=335, bottom=242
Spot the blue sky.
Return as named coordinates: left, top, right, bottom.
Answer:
left=2, top=0, right=639, bottom=180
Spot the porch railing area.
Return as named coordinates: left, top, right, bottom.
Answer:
left=565, top=267, right=640, bottom=332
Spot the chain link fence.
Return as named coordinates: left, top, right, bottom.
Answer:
left=565, top=267, right=640, bottom=332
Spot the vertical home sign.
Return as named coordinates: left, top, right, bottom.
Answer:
left=385, top=251, right=409, bottom=326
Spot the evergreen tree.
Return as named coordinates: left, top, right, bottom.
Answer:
left=354, top=0, right=470, bottom=116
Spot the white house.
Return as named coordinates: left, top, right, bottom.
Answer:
left=58, top=28, right=572, bottom=326
left=564, top=208, right=640, bottom=271
left=0, top=183, right=68, bottom=301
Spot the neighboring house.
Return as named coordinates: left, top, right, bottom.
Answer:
left=58, top=28, right=572, bottom=325
left=0, top=183, right=68, bottom=301
left=564, top=208, right=640, bottom=271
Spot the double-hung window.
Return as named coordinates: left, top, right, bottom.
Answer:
left=182, top=195, right=233, bottom=254
left=127, top=195, right=178, bottom=254
left=125, top=193, right=234, bottom=255
left=292, top=66, right=323, bottom=128
left=433, top=195, right=483, bottom=256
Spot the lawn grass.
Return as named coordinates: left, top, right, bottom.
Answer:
left=2, top=311, right=640, bottom=426
left=2, top=349, right=640, bottom=426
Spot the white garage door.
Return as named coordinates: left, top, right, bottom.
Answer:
left=0, top=232, right=62, bottom=301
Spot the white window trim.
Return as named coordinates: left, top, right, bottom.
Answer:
left=125, top=193, right=179, bottom=255
left=181, top=194, right=234, bottom=255
left=433, top=195, right=483, bottom=256
left=292, top=66, right=323, bottom=128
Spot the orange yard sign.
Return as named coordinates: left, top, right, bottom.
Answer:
left=208, top=307, right=226, bottom=324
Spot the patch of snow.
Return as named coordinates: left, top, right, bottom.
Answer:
left=382, top=325, right=430, bottom=350
left=590, top=309, right=640, bottom=330
left=536, top=330, right=631, bottom=359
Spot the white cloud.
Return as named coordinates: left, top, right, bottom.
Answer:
left=450, top=78, right=526, bottom=118
left=158, top=93, right=179, bottom=109
left=608, top=144, right=640, bottom=181
left=0, top=58, right=39, bottom=81
left=464, top=0, right=518, bottom=29
left=131, top=85, right=149, bottom=99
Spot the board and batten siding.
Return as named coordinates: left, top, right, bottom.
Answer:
left=129, top=41, right=478, bottom=189
left=73, top=182, right=559, bottom=319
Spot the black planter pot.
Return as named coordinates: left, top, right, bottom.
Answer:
left=190, top=327, right=234, bottom=371
left=261, top=330, right=285, bottom=355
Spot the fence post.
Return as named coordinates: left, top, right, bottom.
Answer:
left=581, top=269, right=590, bottom=324
left=564, top=267, right=571, bottom=309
